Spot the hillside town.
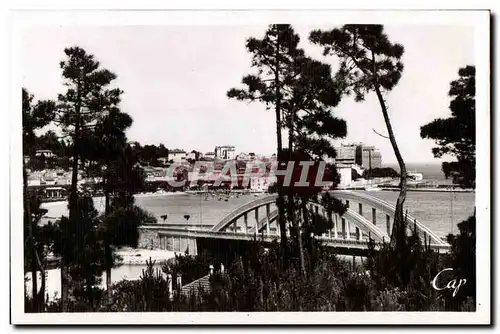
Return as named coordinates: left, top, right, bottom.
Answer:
left=25, top=141, right=400, bottom=201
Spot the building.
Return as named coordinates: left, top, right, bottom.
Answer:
left=203, top=152, right=216, bottom=160
left=236, top=152, right=251, bottom=161
left=336, top=164, right=353, bottom=187
left=335, top=144, right=357, bottom=165
left=215, top=145, right=236, bottom=160
left=357, top=145, right=382, bottom=169
left=250, top=175, right=275, bottom=192
left=335, top=143, right=383, bottom=169
left=35, top=150, right=56, bottom=158
left=186, top=152, right=196, bottom=161
left=168, top=149, right=187, bottom=163
left=44, top=187, right=66, bottom=199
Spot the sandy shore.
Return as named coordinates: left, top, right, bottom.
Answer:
left=115, top=247, right=178, bottom=265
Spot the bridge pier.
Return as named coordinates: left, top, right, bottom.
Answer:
left=341, top=218, right=349, bottom=239
left=334, top=214, right=339, bottom=239
left=386, top=214, right=391, bottom=236
left=266, top=203, right=271, bottom=235
left=356, top=203, right=362, bottom=241
left=244, top=213, right=248, bottom=234
left=372, top=208, right=376, bottom=226
left=328, top=212, right=332, bottom=238
left=255, top=208, right=259, bottom=235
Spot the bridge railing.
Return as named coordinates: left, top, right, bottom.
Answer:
left=211, top=194, right=278, bottom=232
left=144, top=224, right=449, bottom=252
left=330, top=191, right=448, bottom=246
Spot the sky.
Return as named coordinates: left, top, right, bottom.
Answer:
left=21, top=24, right=474, bottom=165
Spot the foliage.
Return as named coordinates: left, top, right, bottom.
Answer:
left=22, top=88, right=56, bottom=156
left=227, top=24, right=303, bottom=253
left=420, top=65, right=476, bottom=188
left=47, top=194, right=105, bottom=310
left=443, top=214, right=476, bottom=309
left=162, top=251, right=214, bottom=287
left=310, top=24, right=408, bottom=259
left=22, top=87, right=56, bottom=312
left=129, top=142, right=170, bottom=167
left=363, top=167, right=400, bottom=179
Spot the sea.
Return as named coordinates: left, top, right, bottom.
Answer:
left=384, top=162, right=454, bottom=184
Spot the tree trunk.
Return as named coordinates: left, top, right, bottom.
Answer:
left=33, top=247, right=46, bottom=310
left=103, top=168, right=113, bottom=305
left=24, top=166, right=39, bottom=311
left=105, top=245, right=112, bottom=304
left=63, top=110, right=81, bottom=313
left=298, top=203, right=307, bottom=277
left=274, top=27, right=288, bottom=264
left=373, top=85, right=408, bottom=252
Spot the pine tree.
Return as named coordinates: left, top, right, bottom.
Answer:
left=420, top=65, right=475, bottom=189
left=310, top=25, right=407, bottom=255
left=227, top=24, right=305, bottom=266
left=55, top=46, right=122, bottom=310
left=22, top=88, right=55, bottom=311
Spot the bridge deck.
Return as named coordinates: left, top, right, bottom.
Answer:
left=139, top=225, right=450, bottom=253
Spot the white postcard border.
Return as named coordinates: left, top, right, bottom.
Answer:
left=9, top=9, right=490, bottom=325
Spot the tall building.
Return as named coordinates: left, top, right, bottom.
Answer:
left=335, top=143, right=383, bottom=169
left=356, top=145, right=382, bottom=169
left=335, top=144, right=357, bottom=165
left=215, top=145, right=236, bottom=160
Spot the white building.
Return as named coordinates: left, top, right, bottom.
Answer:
left=168, top=149, right=187, bottom=163
left=250, top=176, right=275, bottom=192
left=203, top=152, right=216, bottom=158
left=336, top=164, right=353, bottom=187
left=215, top=145, right=236, bottom=160
left=35, top=150, right=56, bottom=158
left=236, top=152, right=251, bottom=161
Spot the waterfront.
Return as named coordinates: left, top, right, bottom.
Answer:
left=41, top=190, right=475, bottom=238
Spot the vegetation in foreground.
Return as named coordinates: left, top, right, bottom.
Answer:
left=25, top=212, right=476, bottom=312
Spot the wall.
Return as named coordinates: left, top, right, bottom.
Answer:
left=138, top=227, right=198, bottom=255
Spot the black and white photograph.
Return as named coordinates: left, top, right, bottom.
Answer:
left=9, top=9, right=490, bottom=325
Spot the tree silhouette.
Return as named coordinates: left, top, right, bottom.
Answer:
left=310, top=25, right=407, bottom=256
left=55, top=46, right=122, bottom=310
left=227, top=24, right=308, bottom=265
left=420, top=65, right=475, bottom=189
left=22, top=88, right=55, bottom=311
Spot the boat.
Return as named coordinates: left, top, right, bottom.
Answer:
left=407, top=171, right=424, bottom=182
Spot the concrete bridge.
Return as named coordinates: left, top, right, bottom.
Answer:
left=138, top=191, right=451, bottom=256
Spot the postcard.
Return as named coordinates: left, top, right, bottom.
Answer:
left=10, top=8, right=490, bottom=325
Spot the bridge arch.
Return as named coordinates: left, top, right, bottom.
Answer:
left=212, top=191, right=449, bottom=247
left=330, top=191, right=447, bottom=245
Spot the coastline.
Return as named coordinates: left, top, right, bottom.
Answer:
left=115, top=247, right=178, bottom=265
